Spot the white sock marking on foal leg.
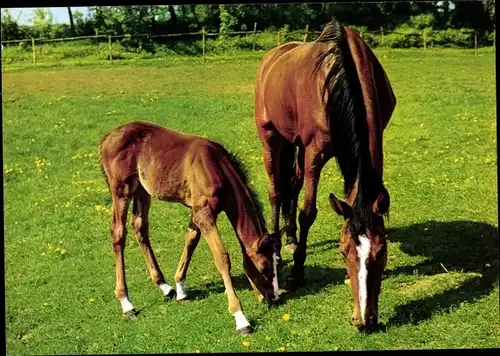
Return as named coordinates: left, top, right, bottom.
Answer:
left=120, top=297, right=135, bottom=313
left=272, top=253, right=280, bottom=301
left=233, top=310, right=251, bottom=330
left=159, top=283, right=175, bottom=297
left=176, top=281, right=187, bottom=300
left=356, top=234, right=371, bottom=325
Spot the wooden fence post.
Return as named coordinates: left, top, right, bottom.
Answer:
left=474, top=32, right=477, bottom=57
left=423, top=30, right=427, bottom=51
left=108, top=35, right=112, bottom=63
left=303, top=24, right=309, bottom=42
left=380, top=26, right=384, bottom=46
left=277, top=29, right=280, bottom=46
left=252, top=22, right=257, bottom=50
left=202, top=27, right=206, bottom=63
left=31, top=37, right=36, bottom=65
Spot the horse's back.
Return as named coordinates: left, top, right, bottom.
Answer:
left=255, top=41, right=333, bottom=145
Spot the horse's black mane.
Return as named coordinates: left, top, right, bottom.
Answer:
left=314, top=18, right=386, bottom=235
left=219, top=145, right=268, bottom=232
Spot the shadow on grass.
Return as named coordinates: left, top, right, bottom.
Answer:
left=385, top=220, right=499, bottom=327
left=181, top=264, right=345, bottom=304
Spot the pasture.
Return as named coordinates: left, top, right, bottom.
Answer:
left=3, top=47, right=498, bottom=353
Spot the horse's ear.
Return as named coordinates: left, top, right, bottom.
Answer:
left=329, top=193, right=352, bottom=219
left=372, top=187, right=390, bottom=216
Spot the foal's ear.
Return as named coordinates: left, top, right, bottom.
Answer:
left=258, top=233, right=281, bottom=254
left=372, top=187, right=390, bottom=216
left=329, top=193, right=352, bottom=219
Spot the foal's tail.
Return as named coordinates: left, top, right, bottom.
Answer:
left=99, top=132, right=112, bottom=190
left=315, top=18, right=382, bottom=234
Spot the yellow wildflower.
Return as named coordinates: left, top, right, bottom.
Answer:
left=282, top=313, right=290, bottom=321
left=242, top=341, right=249, bottom=347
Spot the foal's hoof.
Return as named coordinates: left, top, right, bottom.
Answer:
left=284, top=243, right=298, bottom=254
left=164, top=289, right=177, bottom=301
left=237, top=325, right=254, bottom=335
left=123, top=309, right=138, bottom=319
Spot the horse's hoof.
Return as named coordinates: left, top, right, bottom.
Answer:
left=284, top=243, right=297, bottom=254
left=237, top=325, right=253, bottom=335
left=123, top=309, right=138, bottom=319
left=164, top=289, right=177, bottom=301
left=286, top=274, right=304, bottom=291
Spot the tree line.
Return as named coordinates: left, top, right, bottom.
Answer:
left=1, top=2, right=495, bottom=47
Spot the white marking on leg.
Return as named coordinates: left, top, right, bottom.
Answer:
left=159, top=283, right=174, bottom=297
left=233, top=310, right=251, bottom=330
left=356, top=234, right=371, bottom=325
left=271, top=253, right=280, bottom=301
left=120, top=297, right=134, bottom=313
left=176, top=281, right=187, bottom=300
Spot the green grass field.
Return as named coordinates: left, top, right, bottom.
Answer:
left=3, top=47, right=498, bottom=354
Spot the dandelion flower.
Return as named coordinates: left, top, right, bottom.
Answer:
left=89, top=298, right=95, bottom=302
left=278, top=346, right=285, bottom=352
left=242, top=341, right=249, bottom=347
left=282, top=313, right=290, bottom=321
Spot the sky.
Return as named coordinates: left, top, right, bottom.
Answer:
left=4, top=7, right=91, bottom=25
left=4, top=3, right=456, bottom=25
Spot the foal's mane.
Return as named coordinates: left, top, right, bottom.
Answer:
left=217, top=144, right=267, bottom=232
left=314, top=18, right=386, bottom=235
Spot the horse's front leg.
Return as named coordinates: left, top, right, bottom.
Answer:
left=193, top=206, right=253, bottom=335
left=174, top=219, right=201, bottom=301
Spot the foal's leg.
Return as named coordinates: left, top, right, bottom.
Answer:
left=174, top=219, right=201, bottom=301
left=290, top=146, right=326, bottom=287
left=131, top=187, right=176, bottom=300
left=110, top=188, right=135, bottom=317
left=193, top=206, right=252, bottom=334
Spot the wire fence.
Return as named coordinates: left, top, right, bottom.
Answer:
left=1, top=23, right=492, bottom=66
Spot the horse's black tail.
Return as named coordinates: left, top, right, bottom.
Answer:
left=315, top=18, right=382, bottom=235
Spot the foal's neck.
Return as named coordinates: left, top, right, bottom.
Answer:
left=221, top=163, right=265, bottom=250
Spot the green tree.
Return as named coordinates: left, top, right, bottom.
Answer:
left=1, top=9, right=21, bottom=40
left=30, top=8, right=53, bottom=38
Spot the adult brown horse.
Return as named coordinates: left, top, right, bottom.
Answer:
left=99, top=121, right=286, bottom=334
left=254, top=18, right=396, bottom=331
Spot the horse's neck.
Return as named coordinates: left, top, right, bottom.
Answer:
left=221, top=165, right=264, bottom=249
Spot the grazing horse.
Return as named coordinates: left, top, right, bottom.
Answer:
left=99, top=121, right=285, bottom=334
left=254, top=18, right=396, bottom=331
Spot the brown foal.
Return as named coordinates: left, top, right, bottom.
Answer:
left=99, top=121, right=284, bottom=334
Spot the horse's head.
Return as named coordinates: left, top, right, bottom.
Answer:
left=329, top=187, right=389, bottom=331
left=243, top=229, right=285, bottom=306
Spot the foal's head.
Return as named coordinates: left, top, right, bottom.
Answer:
left=243, top=230, right=283, bottom=305
left=329, top=187, right=389, bottom=331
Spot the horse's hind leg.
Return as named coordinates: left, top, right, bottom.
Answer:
left=131, top=185, right=176, bottom=300
left=283, top=146, right=304, bottom=252
left=290, top=146, right=326, bottom=288
left=174, top=218, right=201, bottom=301
left=258, top=127, right=285, bottom=234
left=110, top=181, right=135, bottom=317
